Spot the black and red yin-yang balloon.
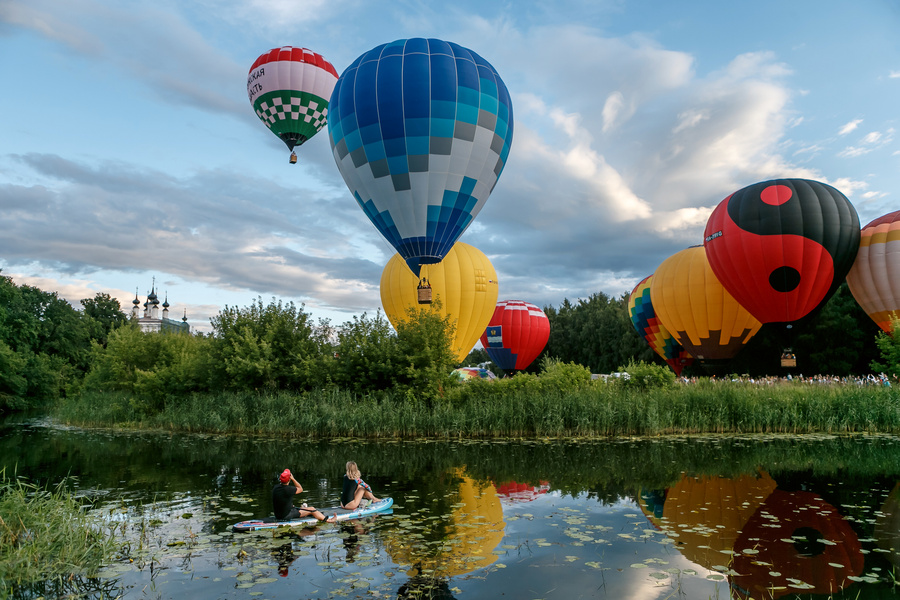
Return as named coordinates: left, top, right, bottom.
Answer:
left=703, top=179, right=860, bottom=325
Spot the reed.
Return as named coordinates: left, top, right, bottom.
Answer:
left=0, top=471, right=120, bottom=597
left=55, top=381, right=900, bottom=439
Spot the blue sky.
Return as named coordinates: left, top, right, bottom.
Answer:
left=1, top=0, right=898, bottom=333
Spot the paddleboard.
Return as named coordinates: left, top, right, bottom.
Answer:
left=232, top=497, right=393, bottom=532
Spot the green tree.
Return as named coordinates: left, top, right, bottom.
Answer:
left=83, top=324, right=215, bottom=412
left=544, top=293, right=654, bottom=374
left=331, top=311, right=400, bottom=394
left=393, top=303, right=459, bottom=403
left=209, top=297, right=330, bottom=392
left=81, top=293, right=128, bottom=347
left=871, top=317, right=900, bottom=377
left=0, top=273, right=95, bottom=407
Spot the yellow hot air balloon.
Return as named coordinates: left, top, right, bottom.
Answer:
left=384, top=470, right=506, bottom=578
left=381, top=242, right=499, bottom=363
left=650, top=246, right=762, bottom=361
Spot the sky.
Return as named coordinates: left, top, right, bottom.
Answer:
left=1, top=0, right=898, bottom=334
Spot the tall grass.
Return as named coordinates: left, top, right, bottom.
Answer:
left=0, top=471, right=120, bottom=597
left=54, top=380, right=900, bottom=438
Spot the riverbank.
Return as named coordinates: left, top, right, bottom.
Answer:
left=53, top=379, right=900, bottom=438
left=0, top=473, right=120, bottom=598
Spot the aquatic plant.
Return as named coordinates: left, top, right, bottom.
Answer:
left=0, top=470, right=120, bottom=597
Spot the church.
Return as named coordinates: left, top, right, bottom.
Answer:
left=131, top=280, right=190, bottom=334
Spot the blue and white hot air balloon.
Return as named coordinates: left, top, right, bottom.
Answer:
left=328, top=38, right=514, bottom=276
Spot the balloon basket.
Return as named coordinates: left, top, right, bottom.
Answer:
left=289, top=152, right=298, bottom=164
left=781, top=349, right=797, bottom=368
left=417, top=279, right=432, bottom=304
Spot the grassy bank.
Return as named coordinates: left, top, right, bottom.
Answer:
left=54, top=379, right=900, bottom=438
left=0, top=472, right=120, bottom=598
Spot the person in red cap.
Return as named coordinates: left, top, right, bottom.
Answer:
left=272, top=469, right=335, bottom=523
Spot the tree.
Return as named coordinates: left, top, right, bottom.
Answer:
left=81, top=293, right=128, bottom=347
left=543, top=293, right=654, bottom=374
left=871, top=317, right=900, bottom=377
left=392, top=301, right=459, bottom=403
left=84, top=324, right=215, bottom=412
left=330, top=311, right=401, bottom=394
left=209, top=297, right=330, bottom=392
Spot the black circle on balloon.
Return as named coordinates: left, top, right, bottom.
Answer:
left=769, top=266, right=801, bottom=292
left=792, top=526, right=826, bottom=557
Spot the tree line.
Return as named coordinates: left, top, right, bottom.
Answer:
left=0, top=270, right=892, bottom=413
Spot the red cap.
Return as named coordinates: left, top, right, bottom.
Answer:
left=280, top=469, right=291, bottom=483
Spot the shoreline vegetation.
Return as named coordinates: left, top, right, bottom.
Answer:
left=0, top=472, right=120, bottom=598
left=54, top=377, right=900, bottom=438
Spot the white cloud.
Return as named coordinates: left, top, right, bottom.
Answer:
left=839, top=119, right=862, bottom=135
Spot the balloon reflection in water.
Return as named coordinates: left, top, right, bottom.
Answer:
left=384, top=470, right=505, bottom=579
left=730, top=490, right=863, bottom=599
left=875, top=482, right=900, bottom=569
left=639, top=472, right=776, bottom=570
left=494, top=480, right=550, bottom=504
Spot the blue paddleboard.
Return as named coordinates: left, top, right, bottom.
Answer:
left=232, top=497, right=393, bottom=532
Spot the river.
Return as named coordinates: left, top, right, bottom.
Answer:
left=2, top=416, right=899, bottom=599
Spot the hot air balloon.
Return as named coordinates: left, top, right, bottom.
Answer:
left=328, top=38, right=514, bottom=277
left=650, top=246, right=762, bottom=362
left=703, top=178, right=860, bottom=326
left=381, top=242, right=499, bottom=364
left=846, top=210, right=900, bottom=332
left=247, top=47, right=339, bottom=163
left=627, top=275, right=693, bottom=376
left=478, top=300, right=550, bottom=372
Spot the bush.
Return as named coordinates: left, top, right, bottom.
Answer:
left=615, top=359, right=676, bottom=391
left=537, top=357, right=593, bottom=391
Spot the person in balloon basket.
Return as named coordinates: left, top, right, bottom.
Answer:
left=341, top=461, right=380, bottom=510
left=273, top=469, right=336, bottom=523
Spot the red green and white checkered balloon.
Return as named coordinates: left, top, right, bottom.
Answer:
left=247, top=47, right=339, bottom=152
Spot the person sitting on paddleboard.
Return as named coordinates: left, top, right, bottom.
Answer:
left=273, top=469, right=336, bottom=522
left=341, top=461, right=380, bottom=510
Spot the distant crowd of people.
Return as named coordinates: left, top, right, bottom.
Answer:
left=682, top=373, right=895, bottom=387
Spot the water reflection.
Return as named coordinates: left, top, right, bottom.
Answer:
left=730, top=489, right=863, bottom=599
left=385, top=469, right=505, bottom=578
left=3, top=418, right=900, bottom=599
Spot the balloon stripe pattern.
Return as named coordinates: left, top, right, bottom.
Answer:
left=329, top=38, right=514, bottom=276
left=248, top=47, right=339, bottom=151
left=479, top=300, right=550, bottom=371
left=847, top=210, right=900, bottom=332
left=704, top=179, right=860, bottom=325
left=627, top=275, right=693, bottom=376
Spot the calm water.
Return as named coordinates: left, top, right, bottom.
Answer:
left=2, top=416, right=900, bottom=599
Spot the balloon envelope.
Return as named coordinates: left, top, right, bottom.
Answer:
left=479, top=300, right=550, bottom=371
left=452, top=367, right=497, bottom=381
left=627, top=275, right=693, bottom=376
left=846, top=210, right=900, bottom=332
left=329, top=38, right=514, bottom=276
left=704, top=178, right=860, bottom=325
left=247, top=47, right=338, bottom=151
left=650, top=246, right=762, bottom=361
left=381, top=242, right=499, bottom=363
